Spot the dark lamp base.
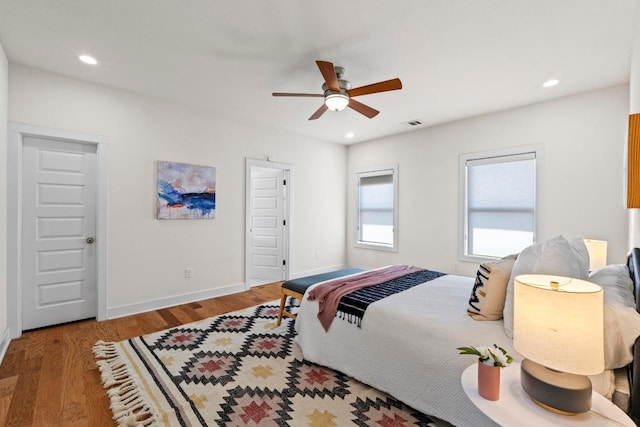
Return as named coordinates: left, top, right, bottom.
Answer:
left=520, top=359, right=592, bottom=415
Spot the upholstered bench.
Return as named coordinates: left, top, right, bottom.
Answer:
left=276, top=268, right=365, bottom=325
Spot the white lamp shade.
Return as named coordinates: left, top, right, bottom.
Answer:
left=513, top=274, right=604, bottom=375
left=583, top=239, right=608, bottom=271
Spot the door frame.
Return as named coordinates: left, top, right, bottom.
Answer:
left=245, top=158, right=292, bottom=288
left=7, top=122, right=109, bottom=338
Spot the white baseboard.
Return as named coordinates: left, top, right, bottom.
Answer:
left=106, top=282, right=247, bottom=319
left=290, top=264, right=350, bottom=279
left=0, top=327, right=11, bottom=366
left=104, top=268, right=364, bottom=320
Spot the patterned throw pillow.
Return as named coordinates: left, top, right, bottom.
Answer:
left=468, top=255, right=517, bottom=321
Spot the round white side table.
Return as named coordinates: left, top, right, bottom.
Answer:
left=461, top=362, right=635, bottom=426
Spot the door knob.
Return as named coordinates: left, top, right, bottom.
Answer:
left=86, top=237, right=95, bottom=244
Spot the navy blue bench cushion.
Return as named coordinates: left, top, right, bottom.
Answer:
left=282, top=268, right=366, bottom=295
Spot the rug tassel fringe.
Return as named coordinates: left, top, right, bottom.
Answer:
left=93, top=341, right=159, bottom=427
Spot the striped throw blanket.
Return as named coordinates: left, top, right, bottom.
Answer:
left=307, top=266, right=445, bottom=331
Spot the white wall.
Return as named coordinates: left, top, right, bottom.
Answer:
left=0, top=41, right=8, bottom=348
left=7, top=64, right=630, bottom=316
left=8, top=64, right=347, bottom=312
left=347, top=85, right=630, bottom=277
left=628, top=31, right=640, bottom=249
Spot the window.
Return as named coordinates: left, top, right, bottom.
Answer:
left=356, top=165, right=398, bottom=251
left=460, top=147, right=540, bottom=260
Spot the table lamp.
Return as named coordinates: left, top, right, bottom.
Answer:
left=513, top=274, right=604, bottom=415
left=583, top=239, right=608, bottom=271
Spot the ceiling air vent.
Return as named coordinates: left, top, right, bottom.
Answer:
left=405, top=120, right=423, bottom=127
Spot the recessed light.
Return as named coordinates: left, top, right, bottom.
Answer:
left=79, top=55, right=97, bottom=65
left=345, top=132, right=355, bottom=139
left=542, top=79, right=559, bottom=88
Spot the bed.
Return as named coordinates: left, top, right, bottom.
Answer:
left=294, top=244, right=640, bottom=426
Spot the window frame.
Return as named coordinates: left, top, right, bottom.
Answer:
left=458, top=145, right=543, bottom=262
left=355, top=164, right=399, bottom=252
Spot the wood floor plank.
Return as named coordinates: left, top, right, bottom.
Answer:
left=195, top=296, right=232, bottom=316
left=73, top=326, right=102, bottom=373
left=95, top=315, right=141, bottom=343
left=30, top=327, right=63, bottom=427
left=60, top=328, right=90, bottom=426
left=83, top=369, right=113, bottom=427
left=0, top=376, right=18, bottom=425
left=168, top=304, right=204, bottom=325
left=0, top=282, right=281, bottom=426
left=157, top=308, right=183, bottom=328
left=0, top=347, right=24, bottom=379
left=134, top=310, right=171, bottom=335
left=22, top=330, right=46, bottom=361
left=4, top=356, right=42, bottom=426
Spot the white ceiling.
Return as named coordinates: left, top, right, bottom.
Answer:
left=0, top=0, right=638, bottom=145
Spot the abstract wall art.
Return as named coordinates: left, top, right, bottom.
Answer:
left=157, top=161, right=216, bottom=219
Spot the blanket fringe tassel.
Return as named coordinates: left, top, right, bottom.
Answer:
left=337, top=311, right=363, bottom=328
left=93, top=340, right=159, bottom=427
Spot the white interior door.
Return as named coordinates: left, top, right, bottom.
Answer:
left=21, top=136, right=97, bottom=330
left=248, top=166, right=287, bottom=286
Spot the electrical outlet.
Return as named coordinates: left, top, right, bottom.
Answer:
left=185, top=268, right=193, bottom=278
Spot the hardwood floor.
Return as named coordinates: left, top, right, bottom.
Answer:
left=0, top=282, right=282, bottom=427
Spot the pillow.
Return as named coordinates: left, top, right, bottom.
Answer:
left=588, top=369, right=616, bottom=401
left=589, top=264, right=640, bottom=369
left=567, top=236, right=590, bottom=275
left=590, top=264, right=635, bottom=306
left=503, top=235, right=589, bottom=338
left=467, top=255, right=517, bottom=321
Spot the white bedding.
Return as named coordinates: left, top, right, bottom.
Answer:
left=295, top=273, right=519, bottom=427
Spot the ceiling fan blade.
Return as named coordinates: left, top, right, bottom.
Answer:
left=308, top=104, right=328, bottom=120
left=316, top=60, right=340, bottom=92
left=348, top=78, right=402, bottom=97
left=348, top=99, right=379, bottom=118
left=272, top=92, right=324, bottom=97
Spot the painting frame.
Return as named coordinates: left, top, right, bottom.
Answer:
left=157, top=160, right=216, bottom=220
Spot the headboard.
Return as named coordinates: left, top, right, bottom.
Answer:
left=627, top=247, right=640, bottom=423
left=631, top=248, right=640, bottom=312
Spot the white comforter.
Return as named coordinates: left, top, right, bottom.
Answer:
left=295, top=273, right=520, bottom=427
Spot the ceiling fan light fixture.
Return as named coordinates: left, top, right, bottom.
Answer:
left=273, top=60, right=401, bottom=120
left=325, top=93, right=349, bottom=111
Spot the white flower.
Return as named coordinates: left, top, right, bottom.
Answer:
left=493, top=351, right=509, bottom=366
left=475, top=346, right=491, bottom=361
left=457, top=344, right=513, bottom=368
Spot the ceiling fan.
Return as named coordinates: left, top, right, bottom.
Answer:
left=272, top=60, right=402, bottom=120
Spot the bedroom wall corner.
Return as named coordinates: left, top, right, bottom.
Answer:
left=346, top=85, right=630, bottom=277
left=7, top=64, right=348, bottom=313
left=0, top=39, right=9, bottom=358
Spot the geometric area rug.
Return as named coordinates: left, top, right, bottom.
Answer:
left=94, top=302, right=447, bottom=426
